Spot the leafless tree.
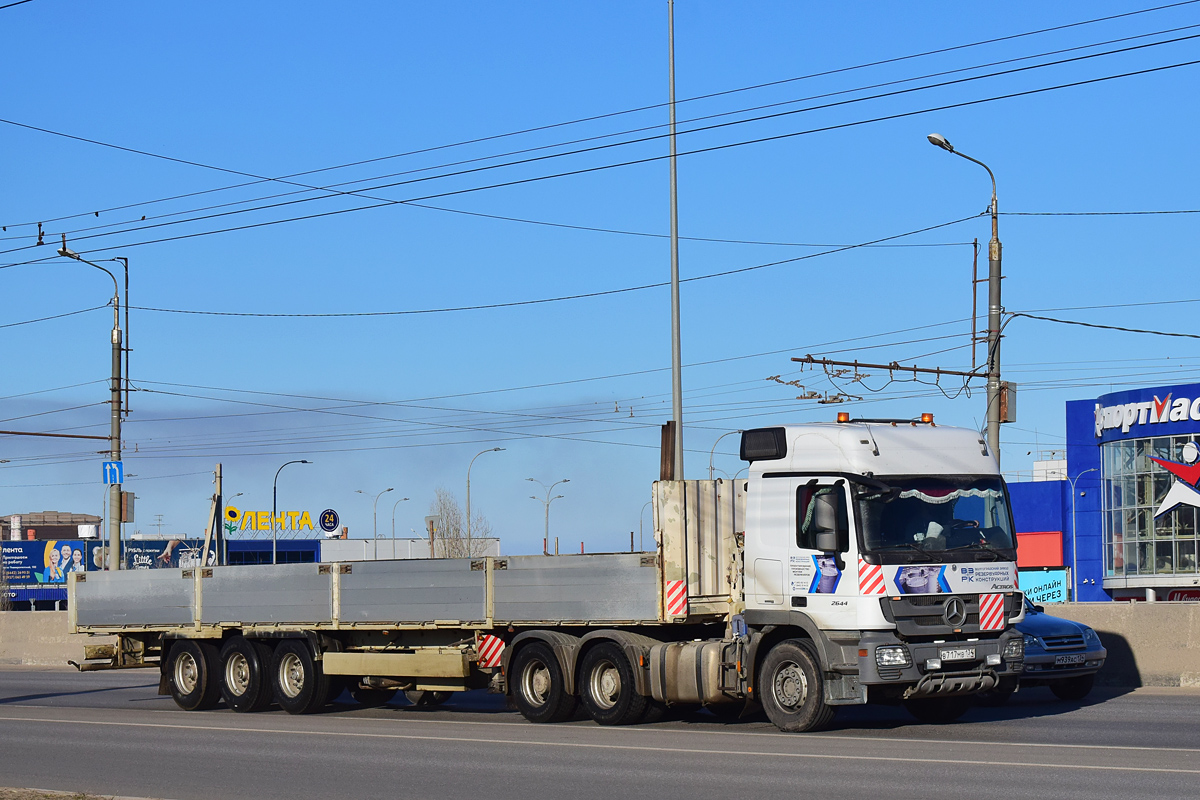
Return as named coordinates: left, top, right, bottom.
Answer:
left=428, top=487, right=493, bottom=558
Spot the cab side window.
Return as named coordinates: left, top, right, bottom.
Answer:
left=796, top=483, right=850, bottom=552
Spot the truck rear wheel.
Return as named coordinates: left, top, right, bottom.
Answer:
left=578, top=642, right=647, bottom=725
left=758, top=639, right=835, bottom=732
left=168, top=640, right=222, bottom=711
left=219, top=637, right=274, bottom=713
left=270, top=639, right=331, bottom=715
left=510, top=641, right=577, bottom=723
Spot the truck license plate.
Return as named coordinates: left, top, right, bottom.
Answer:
left=1054, top=654, right=1086, bottom=665
left=940, top=647, right=975, bottom=662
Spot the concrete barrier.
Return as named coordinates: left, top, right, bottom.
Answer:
left=1047, top=602, right=1200, bottom=687
left=0, top=611, right=113, bottom=667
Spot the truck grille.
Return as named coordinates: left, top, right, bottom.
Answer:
left=880, top=594, right=1016, bottom=637
left=1039, top=633, right=1086, bottom=651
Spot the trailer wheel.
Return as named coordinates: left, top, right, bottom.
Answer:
left=219, top=637, right=274, bottom=713
left=270, top=639, right=331, bottom=715
left=758, top=639, right=835, bottom=732
left=904, top=695, right=972, bottom=723
left=168, top=640, right=222, bottom=711
left=510, top=641, right=577, bottom=723
left=578, top=642, right=647, bottom=725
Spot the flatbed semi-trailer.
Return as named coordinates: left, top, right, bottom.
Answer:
left=71, top=419, right=1026, bottom=731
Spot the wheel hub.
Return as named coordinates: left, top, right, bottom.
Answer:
left=773, top=660, right=808, bottom=709
left=225, top=652, right=251, bottom=696
left=174, top=652, right=199, bottom=694
left=523, top=659, right=551, bottom=706
left=279, top=652, right=305, bottom=698
left=589, top=660, right=621, bottom=710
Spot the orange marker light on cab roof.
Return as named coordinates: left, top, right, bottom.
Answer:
left=920, top=413, right=934, bottom=423
left=836, top=412, right=850, bottom=423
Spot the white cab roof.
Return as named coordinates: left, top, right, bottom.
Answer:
left=750, top=422, right=999, bottom=478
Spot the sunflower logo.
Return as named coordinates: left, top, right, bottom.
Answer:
left=225, top=506, right=242, bottom=523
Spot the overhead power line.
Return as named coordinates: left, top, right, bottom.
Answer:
left=5, top=31, right=1197, bottom=261
left=3, top=0, right=1195, bottom=234
left=0, top=305, right=107, bottom=329
left=1010, top=311, right=1200, bottom=339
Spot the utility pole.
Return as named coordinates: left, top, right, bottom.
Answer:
left=58, top=238, right=123, bottom=569
left=667, top=0, right=684, bottom=480
left=927, top=134, right=1003, bottom=463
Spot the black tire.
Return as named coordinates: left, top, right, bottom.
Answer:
left=270, top=639, right=331, bottom=715
left=219, top=637, right=274, bottom=713
left=904, top=695, right=972, bottom=723
left=168, top=639, right=222, bottom=711
left=758, top=639, right=835, bottom=732
left=352, top=687, right=398, bottom=707
left=509, top=641, right=577, bottom=723
left=404, top=690, right=452, bottom=707
left=1050, top=673, right=1095, bottom=702
left=578, top=642, right=648, bottom=726
left=639, top=698, right=667, bottom=724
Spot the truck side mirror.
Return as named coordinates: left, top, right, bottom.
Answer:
left=812, top=493, right=847, bottom=553
left=815, top=530, right=839, bottom=552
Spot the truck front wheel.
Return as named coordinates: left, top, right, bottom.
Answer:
left=510, top=641, right=577, bottom=723
left=168, top=640, right=222, bottom=711
left=758, top=639, right=835, bottom=732
left=578, top=642, right=647, bottom=725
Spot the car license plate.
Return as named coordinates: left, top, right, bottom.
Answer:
left=940, top=647, right=976, bottom=662
left=1054, top=654, right=1086, bottom=665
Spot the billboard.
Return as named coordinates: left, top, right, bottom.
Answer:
left=0, top=540, right=88, bottom=585
left=122, top=538, right=216, bottom=570
left=1019, top=568, right=1069, bottom=604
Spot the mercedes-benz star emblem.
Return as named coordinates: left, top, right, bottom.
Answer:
left=943, top=596, right=967, bottom=627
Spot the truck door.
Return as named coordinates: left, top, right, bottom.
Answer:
left=747, top=473, right=790, bottom=607
left=789, top=478, right=858, bottom=629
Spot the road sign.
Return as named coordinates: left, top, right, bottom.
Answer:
left=103, top=461, right=123, bottom=485
left=319, top=509, right=339, bottom=533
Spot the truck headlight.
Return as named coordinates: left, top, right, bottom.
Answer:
left=1083, top=627, right=1101, bottom=646
left=875, top=645, right=912, bottom=668
left=1004, top=637, right=1025, bottom=659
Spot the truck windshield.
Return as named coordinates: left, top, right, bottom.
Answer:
left=857, top=476, right=1016, bottom=563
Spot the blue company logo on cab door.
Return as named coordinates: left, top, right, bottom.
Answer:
left=809, top=554, right=842, bottom=594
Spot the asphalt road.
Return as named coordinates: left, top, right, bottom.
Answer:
left=2, top=668, right=1199, bottom=800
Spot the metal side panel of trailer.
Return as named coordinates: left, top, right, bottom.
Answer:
left=493, top=553, right=659, bottom=623
left=73, top=569, right=195, bottom=628
left=201, top=563, right=333, bottom=625
left=339, top=558, right=486, bottom=624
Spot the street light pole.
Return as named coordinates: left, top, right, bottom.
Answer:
left=927, top=133, right=1003, bottom=464
left=57, top=239, right=123, bottom=569
left=466, top=447, right=504, bottom=558
left=528, top=478, right=568, bottom=555
left=272, top=460, right=309, bottom=564
left=709, top=429, right=744, bottom=480
left=390, top=496, right=410, bottom=553
left=1068, top=468, right=1099, bottom=601
left=369, top=488, right=393, bottom=560
left=667, top=0, right=684, bottom=480
left=640, top=500, right=653, bottom=552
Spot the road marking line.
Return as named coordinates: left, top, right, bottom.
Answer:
left=10, top=701, right=1200, bottom=756
left=0, top=715, right=1196, bottom=776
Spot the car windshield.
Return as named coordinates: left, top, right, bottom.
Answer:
left=857, top=475, right=1016, bottom=563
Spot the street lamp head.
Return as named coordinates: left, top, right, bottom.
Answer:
left=492, top=448, right=505, bottom=452
left=58, top=246, right=80, bottom=260
left=300, top=460, right=310, bottom=464
left=927, top=133, right=954, bottom=153
left=561, top=478, right=570, bottom=484
left=384, top=487, right=394, bottom=493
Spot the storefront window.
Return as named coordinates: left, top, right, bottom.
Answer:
left=1102, top=435, right=1200, bottom=577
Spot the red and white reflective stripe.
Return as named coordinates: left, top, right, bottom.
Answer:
left=978, top=593, right=1006, bottom=631
left=665, top=579, right=688, bottom=616
left=477, top=634, right=505, bottom=668
left=858, top=559, right=885, bottom=595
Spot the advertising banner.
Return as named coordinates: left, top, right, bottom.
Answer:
left=1019, top=568, right=1069, bottom=604
left=121, top=538, right=216, bottom=570
left=857, top=562, right=1019, bottom=595
left=0, top=540, right=88, bottom=585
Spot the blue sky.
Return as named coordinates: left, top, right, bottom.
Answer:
left=2, top=1, right=1198, bottom=554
